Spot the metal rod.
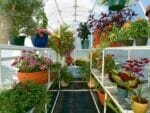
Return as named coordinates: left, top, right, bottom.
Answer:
left=90, top=91, right=101, bottom=113
left=50, top=91, right=60, bottom=113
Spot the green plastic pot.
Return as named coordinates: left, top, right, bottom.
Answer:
left=108, top=0, right=126, bottom=11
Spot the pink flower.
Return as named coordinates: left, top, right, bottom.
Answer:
left=11, top=51, right=53, bottom=72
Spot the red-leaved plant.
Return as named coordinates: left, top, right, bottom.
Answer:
left=112, top=58, right=149, bottom=88
left=122, top=58, right=149, bottom=78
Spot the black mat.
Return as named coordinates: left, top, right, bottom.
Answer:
left=53, top=91, right=97, bottom=113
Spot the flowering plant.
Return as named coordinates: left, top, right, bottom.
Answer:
left=112, top=58, right=149, bottom=88
left=35, top=28, right=51, bottom=37
left=11, top=50, right=52, bottom=72
left=129, top=18, right=150, bottom=38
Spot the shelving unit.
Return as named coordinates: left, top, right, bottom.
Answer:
left=92, top=46, right=150, bottom=113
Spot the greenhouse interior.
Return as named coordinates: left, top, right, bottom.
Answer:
left=1, top=0, right=150, bottom=113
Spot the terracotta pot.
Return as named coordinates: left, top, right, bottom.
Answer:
left=50, top=72, right=56, bottom=81
left=131, top=96, right=149, bottom=113
left=97, top=90, right=105, bottom=105
left=17, top=71, right=48, bottom=84
left=65, top=57, right=73, bottom=66
left=87, top=77, right=96, bottom=88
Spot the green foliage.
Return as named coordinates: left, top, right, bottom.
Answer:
left=79, top=61, right=91, bottom=81
left=48, top=24, right=74, bottom=57
left=50, top=62, right=61, bottom=77
left=0, top=81, right=51, bottom=113
left=129, top=19, right=150, bottom=38
left=78, top=22, right=91, bottom=40
left=0, top=0, right=47, bottom=37
left=60, top=66, right=73, bottom=83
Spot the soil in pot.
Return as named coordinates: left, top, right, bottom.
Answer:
left=131, top=96, right=149, bottom=113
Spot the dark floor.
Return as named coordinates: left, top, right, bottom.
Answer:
left=48, top=78, right=116, bottom=113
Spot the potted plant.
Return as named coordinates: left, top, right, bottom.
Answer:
left=130, top=85, right=150, bottom=113
left=78, top=61, right=96, bottom=88
left=0, top=0, right=46, bottom=45
left=77, top=22, right=91, bottom=49
left=0, top=81, right=50, bottom=113
left=118, top=21, right=134, bottom=46
left=129, top=18, right=150, bottom=46
left=31, top=28, right=51, bottom=47
left=87, top=8, right=136, bottom=48
left=60, top=66, right=73, bottom=87
left=11, top=50, right=52, bottom=84
left=48, top=24, right=74, bottom=58
left=111, top=58, right=149, bottom=98
left=100, top=0, right=131, bottom=11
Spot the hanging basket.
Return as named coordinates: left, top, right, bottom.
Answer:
left=17, top=71, right=48, bottom=84
left=31, top=34, right=48, bottom=48
left=9, top=36, right=26, bottom=46
left=108, top=0, right=126, bottom=11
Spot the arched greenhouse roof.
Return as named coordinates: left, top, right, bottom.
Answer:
left=44, top=0, right=150, bottom=31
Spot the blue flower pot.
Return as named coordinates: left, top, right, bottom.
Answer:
left=117, top=86, right=128, bottom=99
left=31, top=34, right=48, bottom=48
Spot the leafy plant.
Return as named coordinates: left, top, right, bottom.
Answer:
left=60, top=66, right=73, bottom=83
left=100, top=0, right=131, bottom=5
left=48, top=24, right=74, bottom=57
left=77, top=22, right=91, bottom=40
left=0, top=81, right=51, bottom=113
left=50, top=62, right=61, bottom=77
left=111, top=58, right=149, bottom=89
left=129, top=18, right=150, bottom=38
left=79, top=61, right=91, bottom=81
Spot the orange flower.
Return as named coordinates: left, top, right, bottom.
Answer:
left=136, top=17, right=142, bottom=21
left=101, top=32, right=106, bottom=37
left=123, top=23, right=129, bottom=29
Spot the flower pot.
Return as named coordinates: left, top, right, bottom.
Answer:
left=65, top=57, right=73, bottom=66
left=122, top=40, right=134, bottom=46
left=97, top=90, right=105, bottom=105
left=60, top=80, right=69, bottom=87
left=17, top=71, right=48, bottom=84
left=131, top=96, right=149, bottom=113
left=117, top=86, right=128, bottom=98
left=87, top=77, right=96, bottom=88
left=81, top=39, right=89, bottom=49
left=109, top=41, right=123, bottom=47
left=31, top=34, right=48, bottom=48
left=135, top=37, right=148, bottom=46
left=9, top=36, right=26, bottom=46
left=108, top=0, right=126, bottom=11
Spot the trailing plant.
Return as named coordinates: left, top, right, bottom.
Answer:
left=0, top=81, right=51, bottom=113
